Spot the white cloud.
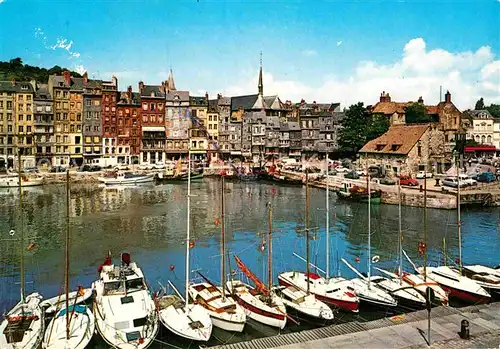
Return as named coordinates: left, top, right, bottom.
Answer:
left=336, top=41, right=342, bottom=47
left=0, top=0, right=5, bottom=4
left=301, top=49, right=317, bottom=57
left=50, top=38, right=81, bottom=58
left=73, top=64, right=86, bottom=75
left=218, top=37, right=500, bottom=109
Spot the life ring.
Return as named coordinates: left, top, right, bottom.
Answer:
left=371, top=255, right=380, bottom=263
left=9, top=229, right=15, bottom=236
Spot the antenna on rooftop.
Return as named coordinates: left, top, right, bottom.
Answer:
left=439, top=86, right=442, bottom=103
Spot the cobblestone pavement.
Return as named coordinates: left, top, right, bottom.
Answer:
left=411, top=331, right=500, bottom=349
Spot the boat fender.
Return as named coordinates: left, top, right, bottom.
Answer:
left=9, top=229, right=15, bottom=236
left=371, top=255, right=380, bottom=263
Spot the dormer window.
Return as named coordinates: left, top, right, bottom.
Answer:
left=151, top=92, right=155, bottom=97
left=21, top=85, right=28, bottom=90
left=391, top=144, right=401, bottom=151
left=376, top=144, right=385, bottom=151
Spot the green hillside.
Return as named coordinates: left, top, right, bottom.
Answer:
left=0, top=58, right=82, bottom=82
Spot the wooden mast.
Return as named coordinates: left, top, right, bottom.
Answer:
left=325, top=153, right=330, bottom=279
left=18, top=152, right=25, bottom=303
left=221, top=175, right=226, bottom=299
left=65, top=170, right=71, bottom=339
left=423, top=151, right=428, bottom=281
left=398, top=178, right=403, bottom=285
left=267, top=202, right=273, bottom=293
left=185, top=152, right=192, bottom=311
left=305, top=169, right=310, bottom=294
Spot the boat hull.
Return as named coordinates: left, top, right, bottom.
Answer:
left=0, top=293, right=44, bottom=349
left=40, top=288, right=92, bottom=314
left=0, top=177, right=44, bottom=188
left=277, top=273, right=359, bottom=313
left=43, top=305, right=95, bottom=349
left=98, top=174, right=154, bottom=185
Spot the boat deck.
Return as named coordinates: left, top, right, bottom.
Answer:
left=210, top=302, right=500, bottom=348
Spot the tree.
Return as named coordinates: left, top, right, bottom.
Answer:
left=475, top=97, right=485, bottom=110
left=405, top=103, right=433, bottom=123
left=485, top=104, right=500, bottom=118
left=339, top=102, right=389, bottom=154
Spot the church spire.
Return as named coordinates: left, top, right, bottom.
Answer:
left=258, top=51, right=263, bottom=96
left=167, top=67, right=176, bottom=91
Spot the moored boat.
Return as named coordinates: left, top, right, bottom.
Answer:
left=43, top=305, right=95, bottom=349
left=98, top=172, right=154, bottom=186
left=0, top=293, right=45, bottom=349
left=459, top=265, right=500, bottom=297
left=92, top=252, right=159, bottom=348
left=418, top=266, right=491, bottom=304
left=40, top=287, right=93, bottom=314
left=273, top=285, right=334, bottom=321
left=0, top=173, right=43, bottom=187
left=335, top=185, right=381, bottom=204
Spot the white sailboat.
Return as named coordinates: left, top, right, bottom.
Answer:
left=0, top=173, right=43, bottom=188
left=40, top=288, right=93, bottom=315
left=414, top=164, right=490, bottom=304
left=158, top=152, right=212, bottom=342
left=459, top=265, right=500, bottom=297
left=93, top=252, right=159, bottom=348
left=43, top=171, right=95, bottom=349
left=273, top=285, right=333, bottom=321
left=278, top=162, right=360, bottom=313
left=227, top=203, right=288, bottom=330
left=188, top=175, right=246, bottom=333
left=0, top=155, right=45, bottom=349
left=342, top=171, right=398, bottom=308
left=371, top=180, right=426, bottom=309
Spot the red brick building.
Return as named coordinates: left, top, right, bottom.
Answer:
left=116, top=86, right=142, bottom=164
left=139, top=81, right=166, bottom=164
left=101, top=76, right=118, bottom=165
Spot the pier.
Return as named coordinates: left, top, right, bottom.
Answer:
left=212, top=302, right=500, bottom=349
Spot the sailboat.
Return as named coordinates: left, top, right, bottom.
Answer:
left=93, top=252, right=159, bottom=348
left=0, top=155, right=45, bottom=349
left=459, top=265, right=500, bottom=297
left=158, top=151, right=212, bottom=342
left=369, top=180, right=426, bottom=309
left=342, top=171, right=398, bottom=308
left=188, top=175, right=246, bottom=333
left=397, top=168, right=448, bottom=306
left=43, top=171, right=95, bottom=349
left=278, top=161, right=360, bottom=313
left=415, top=160, right=490, bottom=304
left=227, top=203, right=288, bottom=329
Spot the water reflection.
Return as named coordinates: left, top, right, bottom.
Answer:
left=0, top=180, right=499, bottom=318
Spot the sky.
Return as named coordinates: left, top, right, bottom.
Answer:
left=0, top=0, right=499, bottom=110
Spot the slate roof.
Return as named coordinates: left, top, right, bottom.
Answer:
left=166, top=90, right=189, bottom=102
left=0, top=81, right=34, bottom=93
left=469, top=110, right=493, bottom=119
left=84, top=79, right=103, bottom=89
left=189, top=96, right=207, bottom=106
left=117, top=91, right=140, bottom=105
left=359, top=124, right=429, bottom=155
left=231, top=94, right=259, bottom=111
left=208, top=99, right=218, bottom=112
left=141, top=85, right=165, bottom=98
left=35, top=84, right=51, bottom=100
left=218, top=97, right=231, bottom=106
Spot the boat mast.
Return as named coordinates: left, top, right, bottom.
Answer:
left=18, top=152, right=25, bottom=303
left=305, top=169, right=310, bottom=294
left=325, top=153, right=330, bottom=279
left=456, top=153, right=462, bottom=274
left=423, top=154, right=428, bottom=281
left=267, top=202, right=273, bottom=293
left=65, top=170, right=71, bottom=340
left=221, top=175, right=226, bottom=300
left=367, top=170, right=371, bottom=289
left=398, top=178, right=403, bottom=285
left=185, top=152, right=192, bottom=311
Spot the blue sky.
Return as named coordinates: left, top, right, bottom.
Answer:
left=0, top=0, right=499, bottom=109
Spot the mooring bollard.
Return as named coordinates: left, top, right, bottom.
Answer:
left=459, top=319, right=470, bottom=339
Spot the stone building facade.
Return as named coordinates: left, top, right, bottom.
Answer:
left=139, top=81, right=166, bottom=164
left=82, top=74, right=102, bottom=164
left=101, top=76, right=118, bottom=166
left=32, top=83, right=53, bottom=167
left=117, top=87, right=141, bottom=164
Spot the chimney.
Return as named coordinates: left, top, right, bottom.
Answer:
left=112, top=75, right=118, bottom=88
left=161, top=81, right=165, bottom=92
left=205, top=92, right=209, bottom=104
left=127, top=86, right=132, bottom=100
left=418, top=96, right=424, bottom=104
left=380, top=91, right=391, bottom=103
left=63, top=71, right=71, bottom=86
left=83, top=72, right=88, bottom=85
left=217, top=93, right=222, bottom=100
left=139, top=81, right=144, bottom=94
left=445, top=90, right=451, bottom=103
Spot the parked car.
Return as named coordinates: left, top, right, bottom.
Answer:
left=356, top=169, right=367, bottom=176
left=399, top=176, right=419, bottom=186
left=335, top=166, right=348, bottom=173
left=344, top=171, right=360, bottom=179
left=50, top=166, right=66, bottom=173
left=380, top=177, right=396, bottom=185
left=90, top=165, right=102, bottom=172
left=23, top=167, right=40, bottom=173
left=472, top=172, right=496, bottom=183
left=416, top=171, right=433, bottom=179
left=442, top=177, right=459, bottom=188
left=139, top=163, right=154, bottom=170
left=458, top=174, right=477, bottom=186
left=78, top=165, right=92, bottom=172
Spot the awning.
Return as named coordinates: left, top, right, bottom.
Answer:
left=142, top=126, right=165, bottom=132
left=465, top=146, right=497, bottom=152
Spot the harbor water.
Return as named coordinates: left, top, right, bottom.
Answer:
left=0, top=179, right=498, bottom=347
